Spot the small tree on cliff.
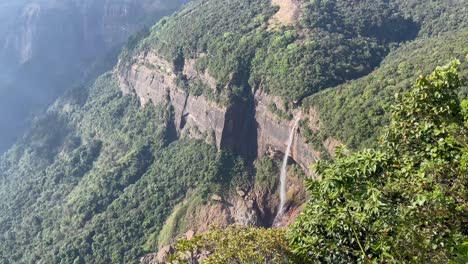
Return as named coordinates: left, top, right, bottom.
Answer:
left=287, top=60, right=467, bottom=263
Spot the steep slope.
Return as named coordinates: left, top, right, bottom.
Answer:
left=300, top=0, right=468, bottom=150
left=115, top=0, right=467, bottom=259
left=127, top=0, right=418, bottom=101
left=0, top=0, right=188, bottom=153
left=167, top=61, right=467, bottom=264
left=391, top=0, right=468, bottom=37
left=0, top=73, right=251, bottom=263
left=304, top=29, right=468, bottom=149
left=117, top=0, right=421, bottom=173
left=0, top=0, right=466, bottom=263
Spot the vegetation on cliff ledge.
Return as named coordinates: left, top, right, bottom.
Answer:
left=0, top=74, right=249, bottom=263
left=170, top=62, right=468, bottom=263
left=0, top=1, right=467, bottom=263
left=125, top=0, right=421, bottom=103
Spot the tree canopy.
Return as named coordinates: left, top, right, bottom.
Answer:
left=288, top=61, right=468, bottom=263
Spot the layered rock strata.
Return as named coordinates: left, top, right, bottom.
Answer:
left=118, top=52, right=325, bottom=174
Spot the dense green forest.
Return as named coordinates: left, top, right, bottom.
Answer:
left=0, top=0, right=467, bottom=263
left=391, top=0, right=468, bottom=36
left=170, top=61, right=468, bottom=264
left=0, top=74, right=248, bottom=263
left=304, top=29, right=468, bottom=149
left=123, top=0, right=467, bottom=106
left=290, top=61, right=467, bottom=263
left=127, top=0, right=419, bottom=102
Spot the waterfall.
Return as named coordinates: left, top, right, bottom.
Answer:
left=275, top=116, right=300, bottom=223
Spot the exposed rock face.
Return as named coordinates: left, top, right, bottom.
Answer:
left=141, top=246, right=174, bottom=264
left=18, top=3, right=40, bottom=63
left=0, top=0, right=188, bottom=153
left=0, top=0, right=187, bottom=66
left=118, top=50, right=337, bottom=264
left=324, top=137, right=342, bottom=158
left=118, top=52, right=322, bottom=174
left=270, top=0, right=302, bottom=26
left=118, top=52, right=227, bottom=147
left=145, top=167, right=308, bottom=263
left=146, top=193, right=265, bottom=264
left=254, top=89, right=320, bottom=175
left=177, top=192, right=261, bottom=231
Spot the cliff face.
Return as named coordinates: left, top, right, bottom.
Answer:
left=117, top=52, right=328, bottom=258
left=140, top=166, right=308, bottom=264
left=118, top=52, right=324, bottom=176
left=119, top=51, right=261, bottom=162
left=254, top=90, right=321, bottom=175
left=119, top=52, right=227, bottom=147
left=0, top=0, right=188, bottom=153
left=0, top=0, right=187, bottom=66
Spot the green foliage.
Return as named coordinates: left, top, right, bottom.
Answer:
left=152, top=194, right=203, bottom=250
left=0, top=73, right=248, bottom=263
left=288, top=61, right=467, bottom=263
left=268, top=102, right=292, bottom=120
left=462, top=99, right=468, bottom=127
left=451, top=242, right=468, bottom=264
left=255, top=156, right=279, bottom=192
left=391, top=0, right=468, bottom=37
left=169, top=226, right=301, bottom=264
left=122, top=0, right=425, bottom=104
left=119, top=0, right=468, bottom=155
left=1, top=1, right=467, bottom=263
left=142, top=0, right=275, bottom=60
left=249, top=0, right=418, bottom=101
left=305, top=29, right=468, bottom=150
left=302, top=0, right=419, bottom=41
left=119, top=27, right=151, bottom=66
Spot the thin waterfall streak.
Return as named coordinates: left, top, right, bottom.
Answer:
left=275, top=116, right=300, bottom=223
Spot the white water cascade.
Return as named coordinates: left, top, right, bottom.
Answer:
left=275, top=116, right=301, bottom=223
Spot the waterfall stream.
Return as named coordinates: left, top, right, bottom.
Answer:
left=275, top=116, right=300, bottom=223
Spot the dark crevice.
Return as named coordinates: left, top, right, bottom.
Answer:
left=220, top=95, right=258, bottom=164
left=220, top=68, right=258, bottom=164
left=165, top=92, right=179, bottom=144
left=179, top=93, right=190, bottom=130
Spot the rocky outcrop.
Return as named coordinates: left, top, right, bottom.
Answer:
left=254, top=89, right=320, bottom=176
left=144, top=165, right=308, bottom=263
left=118, top=52, right=227, bottom=147
left=118, top=50, right=338, bottom=263
left=118, top=52, right=323, bottom=174
left=324, top=137, right=342, bottom=158
left=141, top=246, right=174, bottom=264
left=270, top=0, right=302, bottom=26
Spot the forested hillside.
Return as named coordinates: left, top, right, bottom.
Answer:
left=0, top=74, right=247, bottom=263
left=127, top=0, right=419, bottom=102
left=305, top=29, right=468, bottom=149
left=392, top=0, right=467, bottom=36
left=0, top=0, right=466, bottom=263
left=171, top=61, right=468, bottom=264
